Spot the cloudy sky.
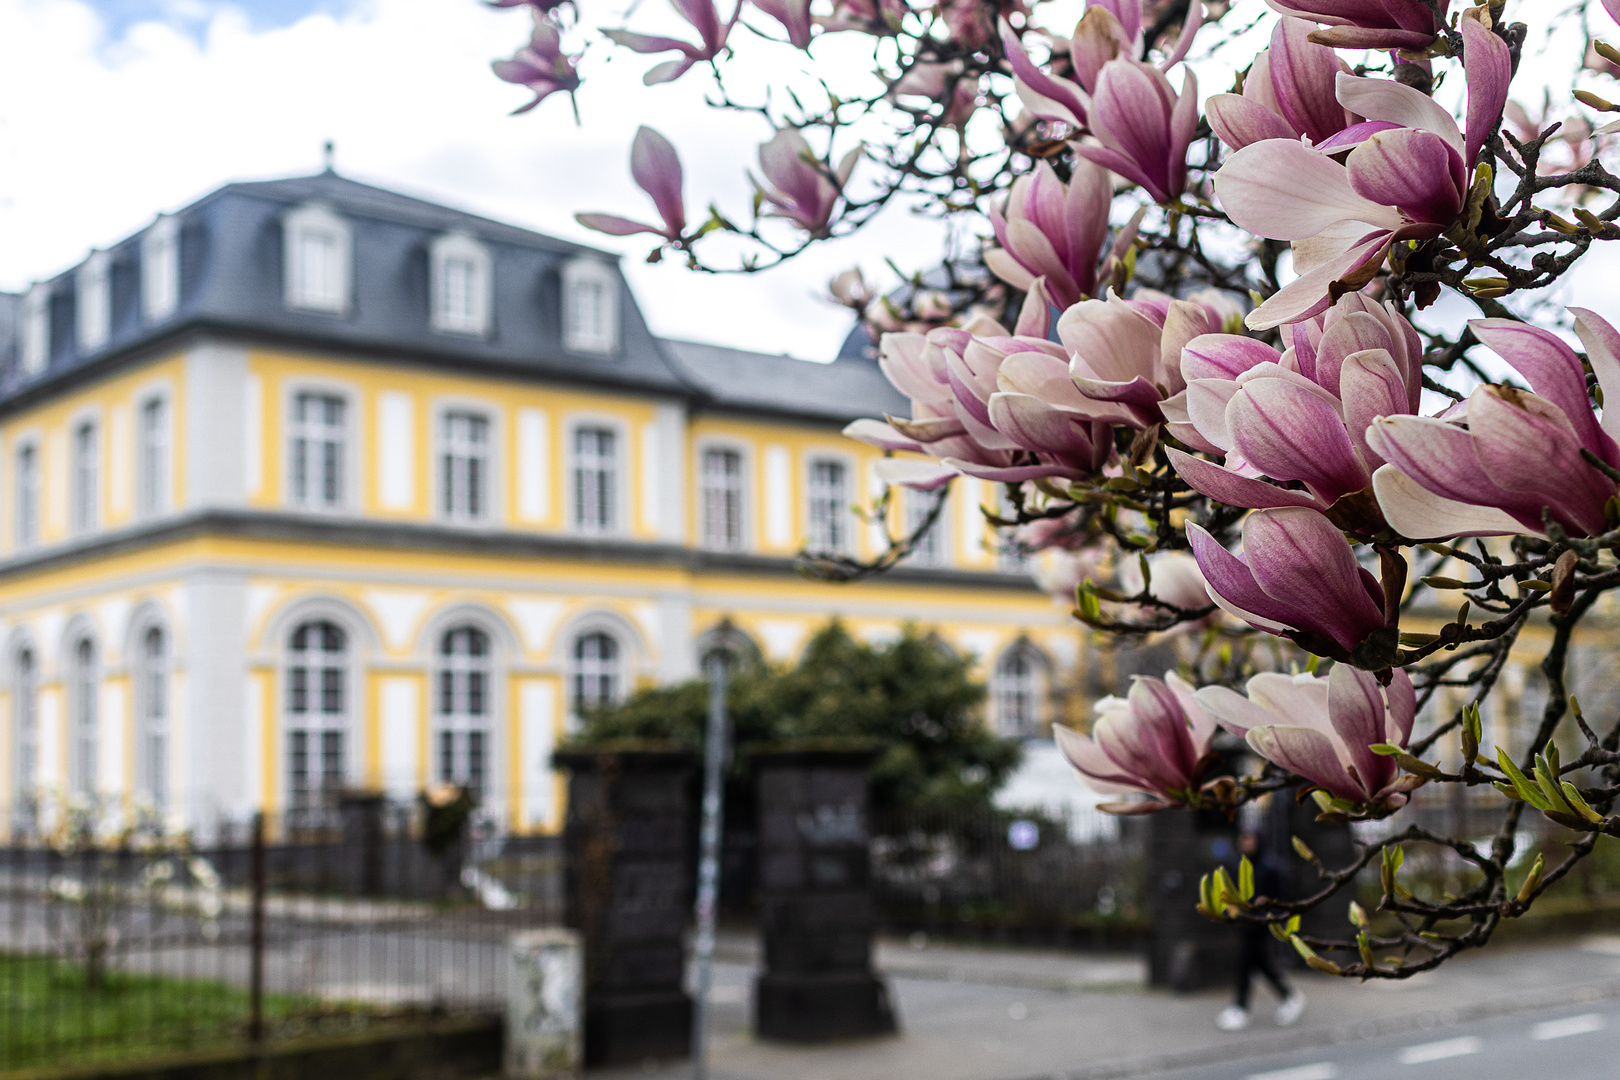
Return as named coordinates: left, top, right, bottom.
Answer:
left=0, top=0, right=1613, bottom=363
left=0, top=0, right=951, bottom=359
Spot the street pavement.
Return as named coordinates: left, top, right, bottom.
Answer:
left=608, top=932, right=1620, bottom=1080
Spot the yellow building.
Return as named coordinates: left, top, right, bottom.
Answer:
left=0, top=170, right=1084, bottom=836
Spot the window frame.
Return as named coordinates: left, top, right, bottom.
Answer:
left=69, top=414, right=101, bottom=536
left=67, top=635, right=98, bottom=796
left=567, top=418, right=627, bottom=536
left=141, top=214, right=180, bottom=323
left=993, top=643, right=1048, bottom=739
left=283, top=619, right=354, bottom=817
left=283, top=203, right=352, bottom=316
left=12, top=643, right=37, bottom=835
left=560, top=259, right=619, bottom=355
left=135, top=390, right=172, bottom=519
left=134, top=623, right=169, bottom=809
left=905, top=486, right=950, bottom=568
left=76, top=251, right=111, bottom=354
left=13, top=437, right=40, bottom=551
left=283, top=382, right=359, bottom=514
left=568, top=629, right=626, bottom=721
left=697, top=440, right=750, bottom=552
left=433, top=401, right=501, bottom=526
left=433, top=624, right=495, bottom=797
left=429, top=232, right=493, bottom=337
left=804, top=452, right=855, bottom=556
left=19, top=284, right=49, bottom=377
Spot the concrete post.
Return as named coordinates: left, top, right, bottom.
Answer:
left=506, top=928, right=583, bottom=1078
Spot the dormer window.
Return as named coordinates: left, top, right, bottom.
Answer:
left=562, top=259, right=618, bottom=354
left=141, top=215, right=180, bottom=323
left=76, top=251, right=111, bottom=353
left=18, top=284, right=49, bottom=376
left=430, top=233, right=492, bottom=337
left=284, top=204, right=351, bottom=315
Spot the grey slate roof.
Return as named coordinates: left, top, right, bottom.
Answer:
left=3, top=170, right=897, bottom=426
left=663, top=338, right=906, bottom=425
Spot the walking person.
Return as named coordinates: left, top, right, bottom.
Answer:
left=1217, top=829, right=1306, bottom=1031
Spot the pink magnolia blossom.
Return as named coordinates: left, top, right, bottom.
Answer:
left=1214, top=16, right=1510, bottom=329
left=940, top=0, right=996, bottom=51
left=844, top=323, right=1115, bottom=488
left=994, top=289, right=1236, bottom=431
left=1367, top=308, right=1620, bottom=540
left=1196, top=665, right=1418, bottom=808
left=750, top=0, right=813, bottom=49
left=984, top=159, right=1111, bottom=309
left=1265, top=0, right=1448, bottom=50
left=1164, top=294, right=1423, bottom=531
left=576, top=127, right=687, bottom=242
left=1187, top=506, right=1392, bottom=665
left=816, top=0, right=907, bottom=33
left=603, top=0, right=737, bottom=85
left=1074, top=57, right=1199, bottom=205
left=491, top=17, right=582, bottom=113
left=892, top=62, right=980, bottom=126
left=754, top=129, right=859, bottom=235
left=999, top=0, right=1202, bottom=131
left=1206, top=17, right=1354, bottom=150
left=1054, top=672, right=1218, bottom=811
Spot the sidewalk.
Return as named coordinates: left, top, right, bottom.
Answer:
left=607, top=932, right=1620, bottom=1080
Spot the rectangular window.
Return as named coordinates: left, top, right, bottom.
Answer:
left=571, top=280, right=603, bottom=343
left=442, top=257, right=477, bottom=331
left=701, top=447, right=744, bottom=551
left=807, top=458, right=849, bottom=554
left=289, top=392, right=347, bottom=510
left=441, top=411, right=490, bottom=522
left=136, top=397, right=169, bottom=517
left=71, top=421, right=98, bottom=535
left=19, top=286, right=48, bottom=376
left=77, top=254, right=110, bottom=353
left=142, top=218, right=180, bottom=322
left=562, top=260, right=618, bottom=353
left=907, top=488, right=947, bottom=567
left=294, top=231, right=340, bottom=311
left=572, top=426, right=618, bottom=533
left=15, top=445, right=38, bottom=549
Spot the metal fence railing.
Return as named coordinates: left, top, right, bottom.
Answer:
left=0, top=803, right=562, bottom=1071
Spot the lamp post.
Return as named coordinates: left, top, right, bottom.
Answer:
left=691, top=632, right=734, bottom=1080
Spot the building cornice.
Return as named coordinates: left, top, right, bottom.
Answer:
left=0, top=507, right=1043, bottom=593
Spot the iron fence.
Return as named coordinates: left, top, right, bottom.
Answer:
left=0, top=802, right=563, bottom=1071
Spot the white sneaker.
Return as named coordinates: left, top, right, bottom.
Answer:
left=1217, top=1005, right=1250, bottom=1031
left=1276, top=990, right=1306, bottom=1027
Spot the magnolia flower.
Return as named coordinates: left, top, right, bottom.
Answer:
left=1206, top=17, right=1354, bottom=150
left=999, top=0, right=1202, bottom=131
left=576, top=127, right=687, bottom=242
left=940, top=0, right=996, bottom=51
left=755, top=129, right=859, bottom=235
left=1054, top=672, right=1218, bottom=811
left=816, top=0, right=907, bottom=32
left=1187, top=506, right=1392, bottom=665
left=996, top=289, right=1236, bottom=431
left=845, top=322, right=1116, bottom=487
left=892, top=62, right=980, bottom=126
left=984, top=159, right=1111, bottom=309
left=491, top=18, right=581, bottom=113
left=1196, top=665, right=1418, bottom=808
left=1266, top=0, right=1448, bottom=50
left=1368, top=308, right=1620, bottom=540
left=604, top=0, right=737, bottom=85
left=1166, top=293, right=1423, bottom=531
left=1214, top=17, right=1511, bottom=329
left=750, top=0, right=812, bottom=48
left=1075, top=58, right=1198, bottom=205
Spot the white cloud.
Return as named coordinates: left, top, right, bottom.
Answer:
left=0, top=0, right=945, bottom=358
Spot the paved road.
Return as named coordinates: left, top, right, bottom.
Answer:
left=1142, top=999, right=1620, bottom=1080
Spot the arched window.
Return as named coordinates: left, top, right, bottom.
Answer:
left=571, top=632, right=623, bottom=715
left=13, top=647, right=37, bottom=834
left=436, top=626, right=491, bottom=797
left=136, top=627, right=168, bottom=808
left=287, top=621, right=347, bottom=814
left=994, top=644, right=1045, bottom=738
left=69, top=638, right=97, bottom=795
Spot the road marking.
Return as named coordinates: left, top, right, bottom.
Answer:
left=1532, top=1013, right=1605, bottom=1040
left=1247, top=1065, right=1338, bottom=1080
left=1397, top=1036, right=1481, bottom=1064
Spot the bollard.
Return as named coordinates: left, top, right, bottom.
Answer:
left=506, top=928, right=584, bottom=1078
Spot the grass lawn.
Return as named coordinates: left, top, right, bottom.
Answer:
left=0, top=954, right=325, bottom=1070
